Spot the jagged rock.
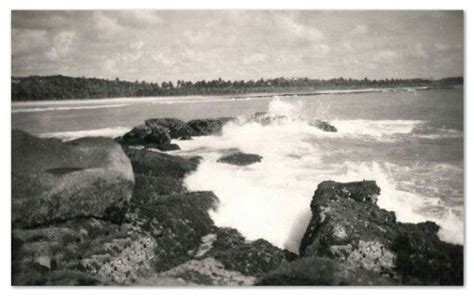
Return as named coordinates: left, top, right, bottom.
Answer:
left=145, top=118, right=194, bottom=140
left=298, top=180, right=463, bottom=285
left=12, top=218, right=153, bottom=285
left=309, top=119, right=337, bottom=132
left=119, top=124, right=172, bottom=146
left=256, top=257, right=395, bottom=285
left=12, top=130, right=134, bottom=228
left=123, top=147, right=200, bottom=178
left=187, top=117, right=235, bottom=136
left=159, top=258, right=255, bottom=286
left=217, top=150, right=263, bottom=166
left=195, top=228, right=288, bottom=277
left=132, top=191, right=219, bottom=272
left=133, top=174, right=186, bottom=200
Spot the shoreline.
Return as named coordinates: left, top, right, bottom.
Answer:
left=11, top=84, right=462, bottom=106
left=11, top=125, right=464, bottom=285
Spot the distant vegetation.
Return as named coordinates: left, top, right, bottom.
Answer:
left=11, top=75, right=463, bottom=101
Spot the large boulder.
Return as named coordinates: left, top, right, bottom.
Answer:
left=12, top=130, right=135, bottom=229
left=145, top=118, right=194, bottom=140
left=297, top=180, right=463, bottom=285
left=187, top=117, right=235, bottom=136
left=217, top=150, right=263, bottom=166
left=117, top=125, right=177, bottom=151
left=123, top=147, right=200, bottom=178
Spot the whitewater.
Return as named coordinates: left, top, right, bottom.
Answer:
left=13, top=89, right=464, bottom=253
left=173, top=98, right=464, bottom=252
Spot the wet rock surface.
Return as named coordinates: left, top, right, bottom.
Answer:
left=217, top=151, right=263, bottom=166
left=12, top=130, right=134, bottom=229
left=116, top=117, right=237, bottom=150
left=308, top=119, right=338, bottom=132
left=186, top=117, right=235, bottom=136
left=12, top=133, right=287, bottom=285
left=260, top=180, right=463, bottom=285
left=11, top=130, right=463, bottom=286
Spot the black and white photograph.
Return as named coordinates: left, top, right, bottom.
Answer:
left=9, top=8, right=465, bottom=286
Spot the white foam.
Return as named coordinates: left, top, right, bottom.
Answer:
left=39, top=127, right=131, bottom=141
left=331, top=119, right=425, bottom=138
left=178, top=97, right=463, bottom=251
left=12, top=103, right=130, bottom=113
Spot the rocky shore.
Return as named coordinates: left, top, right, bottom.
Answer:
left=11, top=116, right=463, bottom=286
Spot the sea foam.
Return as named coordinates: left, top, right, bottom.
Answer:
left=177, top=97, right=464, bottom=251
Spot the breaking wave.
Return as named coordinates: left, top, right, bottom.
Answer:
left=177, top=97, right=464, bottom=251
left=39, top=127, right=131, bottom=141
left=12, top=103, right=130, bottom=113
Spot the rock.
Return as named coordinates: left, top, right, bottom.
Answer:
left=159, top=258, right=255, bottom=286
left=145, top=118, right=194, bottom=140
left=123, top=147, right=200, bottom=178
left=309, top=119, right=337, bottom=132
left=120, top=124, right=172, bottom=146
left=117, top=122, right=183, bottom=151
left=217, top=150, right=263, bottom=166
left=187, top=117, right=235, bottom=136
left=12, top=217, right=153, bottom=285
left=196, top=228, right=288, bottom=277
left=132, top=191, right=219, bottom=271
left=12, top=130, right=134, bottom=228
left=133, top=174, right=186, bottom=201
left=256, top=257, right=395, bottom=285
left=298, top=180, right=463, bottom=285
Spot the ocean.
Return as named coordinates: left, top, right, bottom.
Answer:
left=11, top=87, right=464, bottom=252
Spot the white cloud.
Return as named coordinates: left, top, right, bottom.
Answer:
left=351, top=24, right=368, bottom=35
left=243, top=53, right=267, bottom=64
left=46, top=31, right=76, bottom=60
left=374, top=50, right=398, bottom=61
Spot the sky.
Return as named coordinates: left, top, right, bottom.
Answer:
left=11, top=10, right=463, bottom=82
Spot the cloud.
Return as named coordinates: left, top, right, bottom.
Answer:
left=350, top=24, right=368, bottom=35
left=46, top=31, right=76, bottom=60
left=11, top=10, right=463, bottom=81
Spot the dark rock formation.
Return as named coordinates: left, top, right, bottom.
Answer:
left=131, top=191, right=219, bottom=271
left=193, top=227, right=289, bottom=277
left=290, top=180, right=462, bottom=285
left=309, top=119, right=338, bottom=132
left=12, top=130, right=134, bottom=229
left=217, top=151, right=263, bottom=166
left=117, top=116, right=236, bottom=149
left=12, top=131, right=289, bottom=285
left=123, top=147, right=200, bottom=178
left=12, top=217, right=156, bottom=285
left=145, top=118, right=194, bottom=140
left=256, top=256, right=394, bottom=285
left=187, top=117, right=235, bottom=136
left=119, top=125, right=172, bottom=147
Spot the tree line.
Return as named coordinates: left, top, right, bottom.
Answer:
left=11, top=75, right=463, bottom=101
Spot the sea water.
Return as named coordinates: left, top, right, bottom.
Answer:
left=12, top=87, right=464, bottom=252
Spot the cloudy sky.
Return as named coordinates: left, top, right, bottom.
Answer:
left=12, top=10, right=463, bottom=82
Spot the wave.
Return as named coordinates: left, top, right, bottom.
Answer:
left=12, top=103, right=130, bottom=113
left=39, top=127, right=131, bottom=141
left=176, top=97, right=463, bottom=250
